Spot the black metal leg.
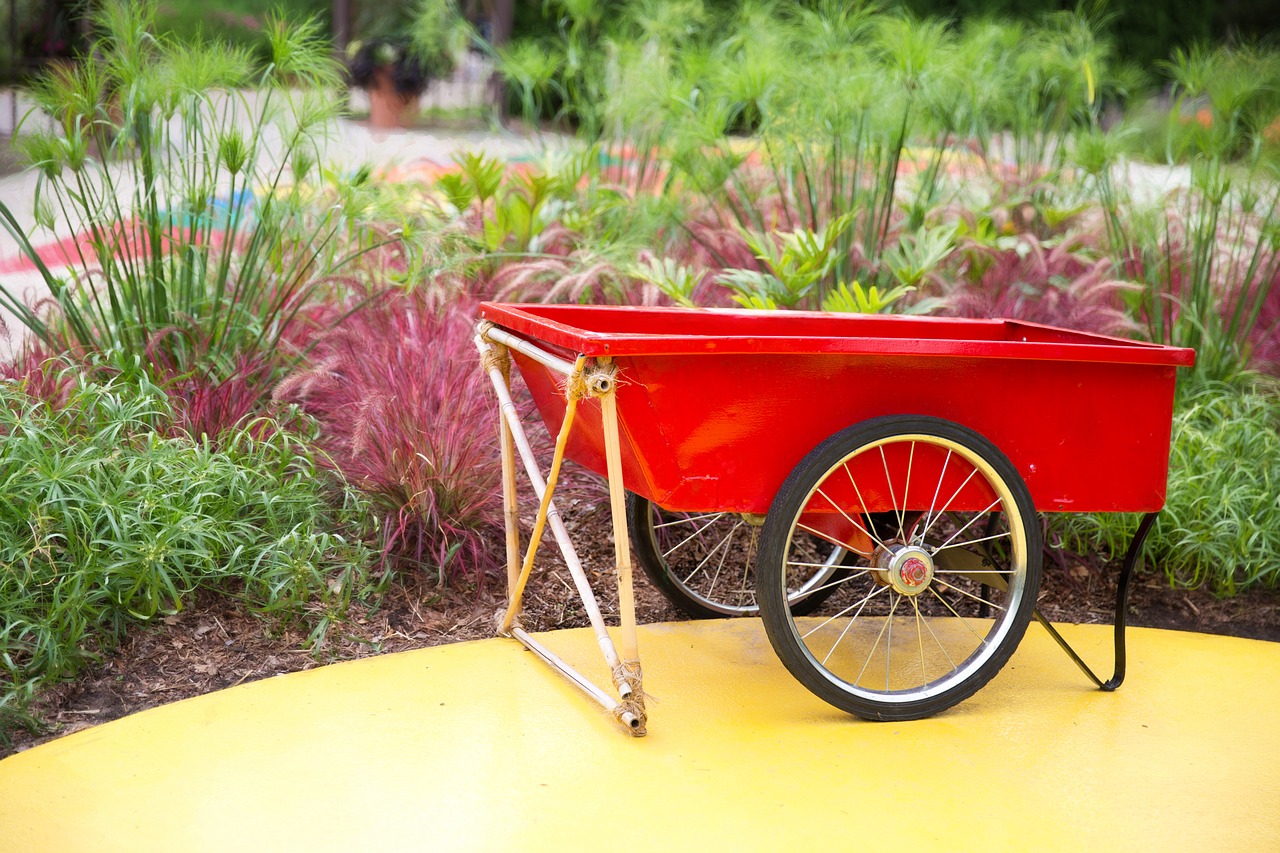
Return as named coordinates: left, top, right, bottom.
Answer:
left=1034, top=511, right=1160, bottom=691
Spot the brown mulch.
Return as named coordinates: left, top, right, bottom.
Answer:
left=4, top=499, right=1278, bottom=758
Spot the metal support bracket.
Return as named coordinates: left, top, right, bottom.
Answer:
left=1034, top=511, right=1160, bottom=691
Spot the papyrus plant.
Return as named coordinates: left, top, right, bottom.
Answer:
left=0, top=1, right=376, bottom=385
left=1080, top=45, right=1280, bottom=382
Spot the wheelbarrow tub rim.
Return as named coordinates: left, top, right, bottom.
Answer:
left=478, top=302, right=1196, bottom=368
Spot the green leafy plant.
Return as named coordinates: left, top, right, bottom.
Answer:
left=494, top=39, right=565, bottom=123
left=881, top=223, right=957, bottom=289
left=821, top=280, right=915, bottom=314
left=1056, top=378, right=1280, bottom=594
left=0, top=371, right=374, bottom=739
left=719, top=215, right=853, bottom=309
left=629, top=256, right=703, bottom=307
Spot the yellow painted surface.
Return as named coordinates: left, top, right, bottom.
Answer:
left=1, top=621, right=1277, bottom=852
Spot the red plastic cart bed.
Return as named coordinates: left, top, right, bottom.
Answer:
left=479, top=302, right=1192, bottom=514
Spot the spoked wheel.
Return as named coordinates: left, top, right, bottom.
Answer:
left=627, top=494, right=848, bottom=619
left=757, top=415, right=1042, bottom=721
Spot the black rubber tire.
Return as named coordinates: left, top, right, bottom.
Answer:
left=757, top=415, right=1042, bottom=721
left=627, top=493, right=847, bottom=619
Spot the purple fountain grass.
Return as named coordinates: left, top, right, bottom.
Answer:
left=1247, top=270, right=1280, bottom=375
left=275, top=292, right=504, bottom=583
left=155, top=353, right=293, bottom=444
left=491, top=251, right=664, bottom=305
left=0, top=340, right=75, bottom=412
left=937, top=233, right=1139, bottom=336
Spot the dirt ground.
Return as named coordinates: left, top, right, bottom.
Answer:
left=5, top=492, right=1277, bottom=759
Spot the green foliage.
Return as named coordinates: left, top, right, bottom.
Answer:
left=154, top=0, right=331, bottom=65
left=629, top=257, right=703, bottom=307
left=407, top=0, right=468, bottom=79
left=894, top=1, right=1261, bottom=71
left=881, top=224, right=957, bottom=289
left=1056, top=379, right=1280, bottom=594
left=494, top=40, right=565, bottom=123
left=1082, top=44, right=1280, bottom=384
left=0, top=371, right=375, bottom=737
left=720, top=215, right=853, bottom=310
left=822, top=280, right=915, bottom=314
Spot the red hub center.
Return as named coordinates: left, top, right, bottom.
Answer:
left=900, top=557, right=929, bottom=587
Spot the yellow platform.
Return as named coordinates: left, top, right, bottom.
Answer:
left=1, top=620, right=1277, bottom=852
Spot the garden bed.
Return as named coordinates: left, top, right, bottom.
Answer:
left=5, top=491, right=1277, bottom=758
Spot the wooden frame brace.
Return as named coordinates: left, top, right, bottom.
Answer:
left=475, top=326, right=647, bottom=735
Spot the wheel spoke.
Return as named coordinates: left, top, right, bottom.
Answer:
left=792, top=567, right=869, bottom=598
left=662, top=513, right=730, bottom=559
left=900, top=441, right=916, bottom=542
left=855, top=593, right=900, bottom=688
left=931, top=530, right=1012, bottom=553
left=916, top=601, right=958, bottom=669
left=653, top=512, right=723, bottom=530
left=801, top=582, right=889, bottom=640
left=925, top=586, right=992, bottom=646
left=797, top=520, right=873, bottom=557
left=678, top=520, right=744, bottom=585
left=885, top=593, right=898, bottom=691
left=918, top=448, right=953, bottom=546
left=939, top=581, right=1007, bottom=613
left=910, top=596, right=927, bottom=682
left=812, top=485, right=881, bottom=555
left=820, top=584, right=879, bottom=665
left=695, top=520, right=740, bottom=601
left=934, top=497, right=1006, bottom=551
left=788, top=559, right=848, bottom=570
left=879, top=445, right=905, bottom=543
left=917, top=466, right=980, bottom=544
left=819, top=473, right=890, bottom=555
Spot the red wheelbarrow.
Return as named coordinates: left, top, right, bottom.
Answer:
left=474, top=303, right=1195, bottom=733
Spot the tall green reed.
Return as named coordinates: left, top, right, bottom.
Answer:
left=0, top=1, right=379, bottom=384
left=1081, top=45, right=1280, bottom=382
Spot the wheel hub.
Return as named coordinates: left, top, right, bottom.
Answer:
left=873, top=544, right=935, bottom=596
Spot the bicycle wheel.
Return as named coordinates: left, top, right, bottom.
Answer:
left=757, top=415, right=1042, bottom=721
left=627, top=493, right=847, bottom=619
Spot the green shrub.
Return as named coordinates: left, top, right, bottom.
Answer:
left=0, top=370, right=375, bottom=737
left=1056, top=379, right=1280, bottom=594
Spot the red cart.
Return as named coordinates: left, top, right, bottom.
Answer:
left=475, top=304, right=1195, bottom=733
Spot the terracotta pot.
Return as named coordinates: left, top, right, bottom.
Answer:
left=366, top=66, right=418, bottom=129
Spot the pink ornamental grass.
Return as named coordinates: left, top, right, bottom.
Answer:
left=275, top=292, right=503, bottom=583
left=1249, top=272, right=1280, bottom=374
left=0, top=340, right=75, bottom=413
left=938, top=233, right=1138, bottom=337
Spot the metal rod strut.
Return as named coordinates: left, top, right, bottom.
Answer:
left=1035, top=511, right=1160, bottom=691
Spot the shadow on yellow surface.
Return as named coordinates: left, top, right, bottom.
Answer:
left=1, top=620, right=1277, bottom=852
